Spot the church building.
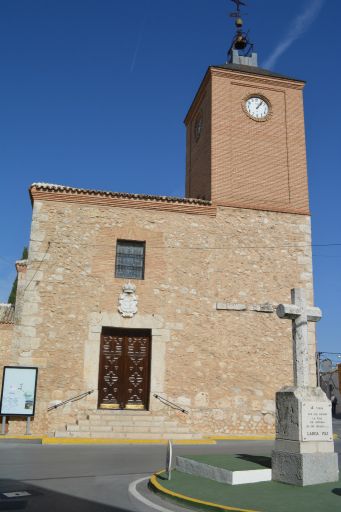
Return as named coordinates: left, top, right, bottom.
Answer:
left=0, top=10, right=317, bottom=438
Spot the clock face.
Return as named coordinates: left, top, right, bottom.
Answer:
left=245, top=96, right=270, bottom=120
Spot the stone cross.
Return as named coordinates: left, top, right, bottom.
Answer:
left=276, top=288, right=322, bottom=388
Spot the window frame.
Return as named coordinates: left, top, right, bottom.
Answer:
left=115, top=239, right=146, bottom=281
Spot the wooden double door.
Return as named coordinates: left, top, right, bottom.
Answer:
left=98, top=328, right=151, bottom=410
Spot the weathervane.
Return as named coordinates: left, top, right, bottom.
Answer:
left=228, top=0, right=254, bottom=62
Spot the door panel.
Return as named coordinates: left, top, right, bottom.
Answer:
left=98, top=330, right=124, bottom=409
left=98, top=328, right=151, bottom=410
left=125, top=333, right=151, bottom=409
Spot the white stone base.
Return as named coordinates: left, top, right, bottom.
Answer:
left=272, top=386, right=339, bottom=486
left=272, top=451, right=339, bottom=486
left=176, top=456, right=272, bottom=485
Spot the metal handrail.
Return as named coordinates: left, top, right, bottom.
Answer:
left=48, top=390, right=94, bottom=412
left=153, top=394, right=189, bottom=414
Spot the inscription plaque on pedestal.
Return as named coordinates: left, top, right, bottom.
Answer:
left=301, top=402, right=333, bottom=442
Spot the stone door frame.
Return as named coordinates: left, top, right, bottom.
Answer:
left=85, top=312, right=170, bottom=412
left=98, top=327, right=152, bottom=411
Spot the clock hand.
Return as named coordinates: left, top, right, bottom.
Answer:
left=256, top=100, right=263, bottom=110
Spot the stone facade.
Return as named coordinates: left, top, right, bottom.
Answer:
left=5, top=186, right=315, bottom=436
left=1, top=63, right=317, bottom=438
left=0, top=323, right=14, bottom=385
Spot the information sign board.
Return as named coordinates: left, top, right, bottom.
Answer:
left=0, top=367, right=38, bottom=417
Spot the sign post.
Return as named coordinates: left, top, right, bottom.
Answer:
left=1, top=416, right=6, bottom=436
left=166, top=440, right=173, bottom=481
left=0, top=367, right=38, bottom=435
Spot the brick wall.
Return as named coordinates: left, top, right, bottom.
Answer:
left=185, top=67, right=309, bottom=215
left=185, top=77, right=212, bottom=200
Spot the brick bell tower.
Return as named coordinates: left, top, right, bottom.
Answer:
left=185, top=2, right=309, bottom=216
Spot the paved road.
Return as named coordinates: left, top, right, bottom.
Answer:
left=0, top=439, right=339, bottom=512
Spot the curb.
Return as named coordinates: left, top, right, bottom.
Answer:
left=0, top=435, right=43, bottom=440
left=42, top=437, right=216, bottom=445
left=208, top=435, right=275, bottom=441
left=0, top=434, right=337, bottom=444
left=149, top=471, right=260, bottom=512
left=0, top=436, right=216, bottom=445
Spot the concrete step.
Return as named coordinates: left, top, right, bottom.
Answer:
left=86, top=410, right=155, bottom=418
left=85, top=414, right=167, bottom=423
left=161, top=433, right=203, bottom=440
left=54, top=431, right=90, bottom=438
left=76, top=420, right=167, bottom=429
left=73, top=424, right=191, bottom=434
left=54, top=430, right=202, bottom=440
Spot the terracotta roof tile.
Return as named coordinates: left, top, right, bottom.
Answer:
left=30, top=183, right=211, bottom=206
left=0, top=304, right=15, bottom=324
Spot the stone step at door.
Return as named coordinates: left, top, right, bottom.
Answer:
left=54, top=431, right=202, bottom=440
left=66, top=423, right=192, bottom=434
left=54, top=408, right=193, bottom=438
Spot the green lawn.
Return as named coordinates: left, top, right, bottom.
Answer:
left=154, top=469, right=341, bottom=512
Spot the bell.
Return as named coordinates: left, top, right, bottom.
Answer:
left=234, top=35, right=247, bottom=50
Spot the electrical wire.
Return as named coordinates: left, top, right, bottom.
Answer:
left=22, top=238, right=341, bottom=251
left=22, top=242, right=50, bottom=295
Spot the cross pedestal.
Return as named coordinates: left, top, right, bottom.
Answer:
left=272, top=288, right=339, bottom=486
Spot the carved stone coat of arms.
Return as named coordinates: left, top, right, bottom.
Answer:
left=118, top=283, right=138, bottom=318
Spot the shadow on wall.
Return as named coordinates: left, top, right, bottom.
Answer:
left=0, top=479, right=133, bottom=512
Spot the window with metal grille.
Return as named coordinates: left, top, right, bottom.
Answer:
left=115, top=240, right=145, bottom=280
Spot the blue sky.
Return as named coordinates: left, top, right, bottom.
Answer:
left=0, top=0, right=340, bottom=356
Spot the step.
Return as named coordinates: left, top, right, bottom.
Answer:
left=76, top=420, right=167, bottom=429
left=82, top=418, right=166, bottom=425
left=86, top=414, right=167, bottom=422
left=150, top=426, right=191, bottom=434
left=87, top=410, right=154, bottom=418
left=162, top=433, right=203, bottom=440
left=54, top=431, right=90, bottom=438
left=66, top=425, right=81, bottom=432
left=54, top=430, right=201, bottom=440
left=70, top=421, right=187, bottom=432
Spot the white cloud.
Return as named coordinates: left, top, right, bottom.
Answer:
left=263, top=0, right=325, bottom=69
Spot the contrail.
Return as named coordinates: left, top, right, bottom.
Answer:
left=263, top=0, right=325, bottom=69
left=130, top=1, right=152, bottom=73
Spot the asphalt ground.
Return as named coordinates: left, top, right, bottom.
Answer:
left=0, top=430, right=339, bottom=512
left=0, top=440, right=277, bottom=512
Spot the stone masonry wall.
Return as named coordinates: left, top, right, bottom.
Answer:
left=0, top=324, right=14, bottom=384
left=10, top=198, right=315, bottom=435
